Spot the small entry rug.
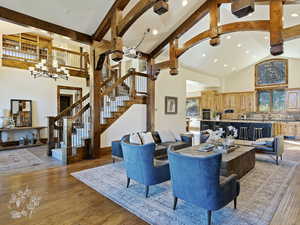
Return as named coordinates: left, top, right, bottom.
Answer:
left=0, top=149, right=43, bottom=171
left=72, top=157, right=297, bottom=225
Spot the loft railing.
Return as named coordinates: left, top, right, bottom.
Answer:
left=2, top=34, right=89, bottom=76
left=52, top=47, right=89, bottom=75
left=47, top=69, right=149, bottom=164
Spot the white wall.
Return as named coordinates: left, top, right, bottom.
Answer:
left=0, top=66, right=88, bottom=141
left=101, top=104, right=147, bottom=147
left=155, top=65, right=220, bottom=134
left=222, top=57, right=300, bottom=92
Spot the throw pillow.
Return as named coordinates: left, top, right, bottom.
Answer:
left=171, top=131, right=182, bottom=141
left=152, top=132, right=162, bottom=144
left=140, top=132, right=155, bottom=145
left=158, top=130, right=176, bottom=143
left=129, top=133, right=142, bottom=145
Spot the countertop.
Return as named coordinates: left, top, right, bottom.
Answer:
left=200, top=119, right=300, bottom=124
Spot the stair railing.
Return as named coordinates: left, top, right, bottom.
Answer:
left=48, top=68, right=150, bottom=163
left=47, top=93, right=90, bottom=162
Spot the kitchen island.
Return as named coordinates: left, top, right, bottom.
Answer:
left=200, top=120, right=273, bottom=141
left=200, top=119, right=300, bottom=140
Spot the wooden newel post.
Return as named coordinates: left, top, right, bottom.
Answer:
left=130, top=69, right=136, bottom=98
left=63, top=117, right=73, bottom=164
left=47, top=116, right=56, bottom=156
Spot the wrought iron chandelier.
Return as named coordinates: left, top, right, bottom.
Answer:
left=29, top=54, right=70, bottom=81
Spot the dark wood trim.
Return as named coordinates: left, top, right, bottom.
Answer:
left=0, top=6, right=92, bottom=44
left=92, top=0, right=131, bottom=41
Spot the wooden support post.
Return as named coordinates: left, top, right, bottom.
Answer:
left=111, top=9, right=123, bottom=62
left=169, top=39, right=179, bottom=76
left=209, top=0, right=220, bottom=46
left=270, top=0, right=284, bottom=55
left=130, top=70, right=136, bottom=98
left=63, top=117, right=73, bottom=164
left=147, top=59, right=155, bottom=131
left=80, top=47, right=83, bottom=70
left=90, top=46, right=102, bottom=158
left=47, top=116, right=56, bottom=156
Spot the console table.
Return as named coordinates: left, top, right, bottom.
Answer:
left=0, top=126, right=46, bottom=150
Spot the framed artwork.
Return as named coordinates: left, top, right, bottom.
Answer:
left=186, top=97, right=200, bottom=117
left=165, top=96, right=178, bottom=114
left=10, top=99, right=32, bottom=127
left=255, top=59, right=288, bottom=87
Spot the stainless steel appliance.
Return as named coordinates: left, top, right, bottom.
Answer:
left=202, top=109, right=212, bottom=120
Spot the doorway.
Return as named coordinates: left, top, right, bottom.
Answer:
left=59, top=95, right=73, bottom=115
left=57, top=86, right=83, bottom=116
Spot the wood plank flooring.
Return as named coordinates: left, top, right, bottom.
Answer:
left=0, top=143, right=300, bottom=225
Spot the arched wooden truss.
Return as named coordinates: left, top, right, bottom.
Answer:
left=176, top=22, right=300, bottom=58
left=150, top=0, right=300, bottom=75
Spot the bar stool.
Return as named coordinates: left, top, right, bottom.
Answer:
left=253, top=128, right=263, bottom=140
left=239, top=127, right=249, bottom=140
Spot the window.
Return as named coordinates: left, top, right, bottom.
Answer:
left=257, top=89, right=286, bottom=112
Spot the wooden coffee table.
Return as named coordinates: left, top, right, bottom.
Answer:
left=177, top=145, right=256, bottom=179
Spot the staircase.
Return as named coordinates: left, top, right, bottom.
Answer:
left=48, top=64, right=149, bottom=164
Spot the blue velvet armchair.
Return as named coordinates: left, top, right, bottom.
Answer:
left=167, top=149, right=240, bottom=225
left=121, top=141, right=171, bottom=198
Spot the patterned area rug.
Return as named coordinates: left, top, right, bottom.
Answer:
left=0, top=149, right=43, bottom=171
left=72, top=157, right=297, bottom=225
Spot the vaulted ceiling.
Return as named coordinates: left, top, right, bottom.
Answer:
left=1, top=0, right=300, bottom=77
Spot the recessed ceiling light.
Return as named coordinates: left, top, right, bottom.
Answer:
left=224, top=64, right=228, bottom=67
left=237, top=43, right=242, bottom=47
left=245, top=50, right=250, bottom=54
left=182, top=0, right=188, bottom=7
left=226, top=35, right=232, bottom=40
left=152, top=29, right=158, bottom=35
left=202, top=53, right=206, bottom=57
left=291, top=13, right=299, bottom=17
left=213, top=58, right=219, bottom=63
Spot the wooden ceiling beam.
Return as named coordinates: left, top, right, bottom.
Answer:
left=150, top=0, right=210, bottom=58
left=218, top=0, right=300, bottom=4
left=92, top=0, right=131, bottom=42
left=283, top=24, right=300, bottom=41
left=269, top=0, right=284, bottom=55
left=117, top=0, right=157, bottom=37
left=209, top=0, right=220, bottom=46
left=177, top=20, right=270, bottom=57
left=0, top=6, right=92, bottom=44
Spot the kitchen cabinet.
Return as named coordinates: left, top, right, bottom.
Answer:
left=286, top=90, right=300, bottom=112
left=215, top=94, right=223, bottom=112
left=239, top=92, right=255, bottom=113
left=281, top=122, right=300, bottom=137
left=201, top=90, right=217, bottom=110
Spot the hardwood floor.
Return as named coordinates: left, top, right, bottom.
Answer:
left=0, top=143, right=300, bottom=225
